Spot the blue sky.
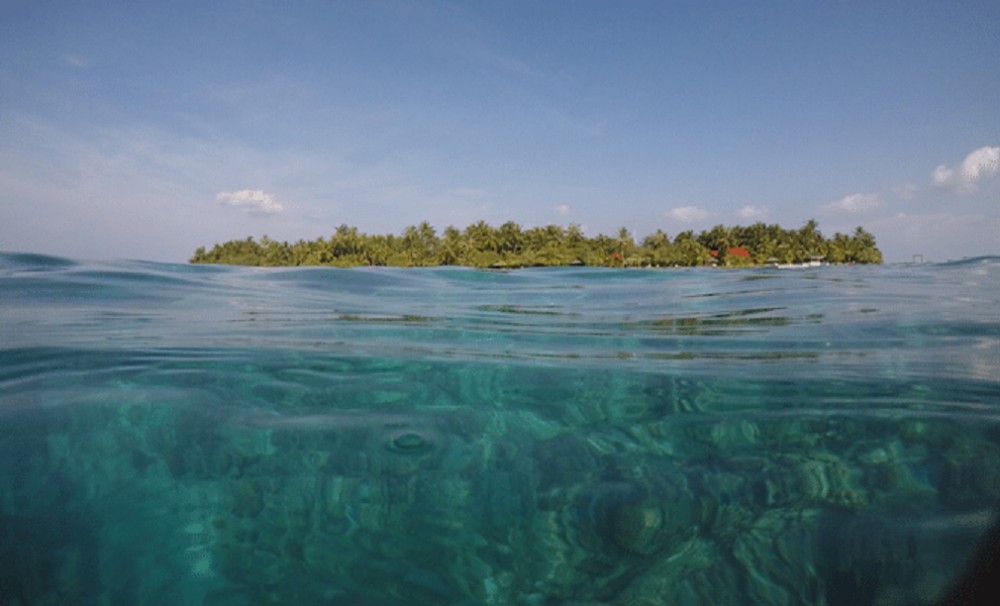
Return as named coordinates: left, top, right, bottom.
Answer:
left=2, top=0, right=998, bottom=263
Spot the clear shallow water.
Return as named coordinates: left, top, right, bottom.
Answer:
left=1, top=252, right=999, bottom=605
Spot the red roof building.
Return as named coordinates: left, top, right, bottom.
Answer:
left=709, top=247, right=751, bottom=258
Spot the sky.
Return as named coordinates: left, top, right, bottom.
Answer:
left=1, top=0, right=998, bottom=264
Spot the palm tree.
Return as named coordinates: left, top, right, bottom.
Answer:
left=498, top=221, right=524, bottom=257
left=463, top=221, right=499, bottom=254
left=848, top=226, right=882, bottom=263
left=797, top=219, right=824, bottom=262
left=439, top=226, right=463, bottom=265
left=616, top=227, right=637, bottom=264
left=673, top=231, right=709, bottom=266
left=827, top=232, right=850, bottom=264
left=400, top=222, right=438, bottom=266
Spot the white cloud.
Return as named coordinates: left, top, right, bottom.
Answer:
left=931, top=164, right=955, bottom=188
left=665, top=205, right=709, bottom=223
left=932, top=146, right=1000, bottom=194
left=961, top=146, right=1000, bottom=182
left=737, top=205, right=767, bottom=220
left=216, top=189, right=285, bottom=215
left=822, top=193, right=883, bottom=214
left=554, top=203, right=570, bottom=216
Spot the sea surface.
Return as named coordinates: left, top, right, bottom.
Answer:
left=2, top=252, right=999, bottom=605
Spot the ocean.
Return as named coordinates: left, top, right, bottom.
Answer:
left=1, top=252, right=998, bottom=605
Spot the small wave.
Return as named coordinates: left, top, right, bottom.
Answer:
left=933, top=255, right=1000, bottom=268
left=0, top=251, right=78, bottom=273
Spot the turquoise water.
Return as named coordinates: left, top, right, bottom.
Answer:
left=2, top=252, right=999, bottom=605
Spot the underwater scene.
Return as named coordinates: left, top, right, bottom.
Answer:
left=1, top=252, right=999, bottom=605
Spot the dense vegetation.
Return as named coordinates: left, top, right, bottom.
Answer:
left=190, top=220, right=882, bottom=268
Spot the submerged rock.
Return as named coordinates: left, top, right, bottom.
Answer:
left=389, top=431, right=427, bottom=451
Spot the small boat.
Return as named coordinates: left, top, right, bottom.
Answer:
left=768, top=254, right=826, bottom=269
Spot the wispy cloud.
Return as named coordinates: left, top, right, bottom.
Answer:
left=932, top=146, right=999, bottom=194
left=216, top=189, right=285, bottom=215
left=554, top=203, right=570, bottom=216
left=822, top=193, right=883, bottom=214
left=443, top=187, right=489, bottom=200
left=892, top=183, right=918, bottom=200
left=737, top=205, right=767, bottom=220
left=65, top=54, right=91, bottom=68
left=665, top=206, right=709, bottom=223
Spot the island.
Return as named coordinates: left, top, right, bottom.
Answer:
left=190, top=220, right=882, bottom=268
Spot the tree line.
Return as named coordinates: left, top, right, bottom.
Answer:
left=189, top=219, right=882, bottom=268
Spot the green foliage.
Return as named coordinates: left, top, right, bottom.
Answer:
left=189, top=220, right=883, bottom=268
